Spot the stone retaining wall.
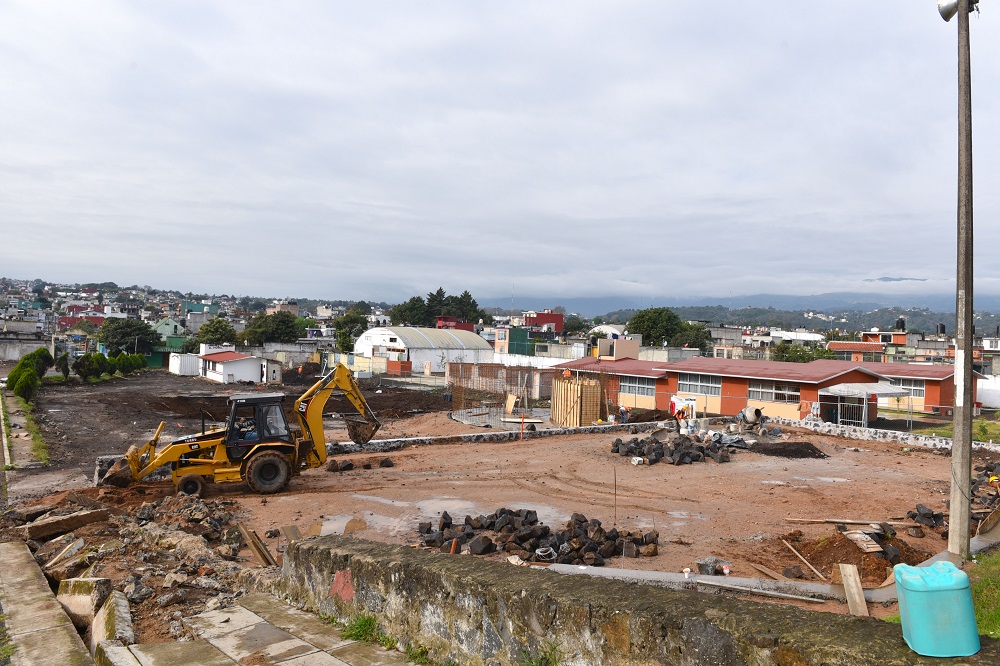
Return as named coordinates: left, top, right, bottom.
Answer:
left=277, top=535, right=998, bottom=665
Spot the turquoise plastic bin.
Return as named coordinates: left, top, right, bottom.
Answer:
left=894, top=561, right=980, bottom=657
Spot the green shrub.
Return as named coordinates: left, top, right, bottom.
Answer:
left=28, top=348, right=54, bottom=377
left=91, top=353, right=110, bottom=377
left=13, top=367, right=39, bottom=402
left=73, top=353, right=99, bottom=381
left=55, top=352, right=70, bottom=379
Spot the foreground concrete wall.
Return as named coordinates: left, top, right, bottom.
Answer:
left=278, top=536, right=999, bottom=665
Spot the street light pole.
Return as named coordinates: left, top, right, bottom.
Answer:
left=944, top=0, right=975, bottom=560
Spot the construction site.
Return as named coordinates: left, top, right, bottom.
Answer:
left=2, top=366, right=1000, bottom=663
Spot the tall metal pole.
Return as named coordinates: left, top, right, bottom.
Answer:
left=948, top=0, right=975, bottom=559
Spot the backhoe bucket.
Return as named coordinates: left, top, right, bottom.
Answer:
left=344, top=415, right=380, bottom=445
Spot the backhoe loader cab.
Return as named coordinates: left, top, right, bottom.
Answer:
left=105, top=363, right=381, bottom=496
left=223, top=394, right=294, bottom=460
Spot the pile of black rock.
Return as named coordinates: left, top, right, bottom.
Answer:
left=418, top=508, right=659, bottom=566
left=906, top=503, right=946, bottom=528
left=611, top=430, right=746, bottom=465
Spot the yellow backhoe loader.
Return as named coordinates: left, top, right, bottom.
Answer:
left=101, top=363, right=380, bottom=495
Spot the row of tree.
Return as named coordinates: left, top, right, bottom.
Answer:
left=388, top=288, right=493, bottom=328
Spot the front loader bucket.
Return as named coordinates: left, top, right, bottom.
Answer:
left=344, top=415, right=380, bottom=445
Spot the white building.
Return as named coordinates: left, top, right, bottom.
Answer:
left=199, top=350, right=266, bottom=384
left=353, top=326, right=494, bottom=373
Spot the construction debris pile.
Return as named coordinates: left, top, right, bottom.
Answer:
left=611, top=431, right=747, bottom=466
left=418, top=508, right=659, bottom=566
left=1, top=490, right=252, bottom=643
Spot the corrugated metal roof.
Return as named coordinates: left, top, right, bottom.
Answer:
left=377, top=327, right=493, bottom=351
left=553, top=357, right=670, bottom=378
left=665, top=358, right=886, bottom=384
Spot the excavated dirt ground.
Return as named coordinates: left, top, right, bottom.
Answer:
left=4, top=369, right=998, bottom=629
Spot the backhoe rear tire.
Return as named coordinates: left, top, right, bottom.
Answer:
left=177, top=473, right=205, bottom=497
left=246, top=452, right=291, bottom=494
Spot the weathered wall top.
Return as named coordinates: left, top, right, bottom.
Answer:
left=278, top=535, right=998, bottom=665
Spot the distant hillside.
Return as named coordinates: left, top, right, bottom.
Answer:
left=482, top=292, right=1000, bottom=322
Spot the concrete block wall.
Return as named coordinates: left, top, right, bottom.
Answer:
left=276, top=535, right=998, bottom=665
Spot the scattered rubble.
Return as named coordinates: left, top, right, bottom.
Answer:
left=418, top=508, right=659, bottom=566
left=0, top=489, right=254, bottom=645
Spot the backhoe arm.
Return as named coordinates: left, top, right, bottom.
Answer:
left=293, top=364, right=380, bottom=467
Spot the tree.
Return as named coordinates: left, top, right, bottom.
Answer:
left=181, top=338, right=201, bottom=354
left=626, top=307, right=683, bottom=347
left=55, top=352, right=70, bottom=379
left=72, top=320, right=97, bottom=335
left=563, top=315, right=591, bottom=336
left=72, top=353, right=100, bottom=381
left=13, top=368, right=39, bottom=402
left=241, top=311, right=300, bottom=346
left=425, top=287, right=447, bottom=323
left=196, top=318, right=238, bottom=345
left=771, top=342, right=836, bottom=363
left=294, top=317, right=318, bottom=338
left=333, top=311, right=369, bottom=352
left=670, top=324, right=712, bottom=351
left=388, top=297, right=427, bottom=326
left=98, top=318, right=160, bottom=355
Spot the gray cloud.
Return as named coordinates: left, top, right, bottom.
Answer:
left=1, top=1, right=998, bottom=303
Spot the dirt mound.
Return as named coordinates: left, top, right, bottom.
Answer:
left=788, top=530, right=930, bottom=586
left=751, top=441, right=828, bottom=459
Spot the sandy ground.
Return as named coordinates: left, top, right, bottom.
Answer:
left=231, top=413, right=958, bottom=612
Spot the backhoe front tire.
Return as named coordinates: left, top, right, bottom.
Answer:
left=246, top=452, right=291, bottom=494
left=177, top=473, right=205, bottom=497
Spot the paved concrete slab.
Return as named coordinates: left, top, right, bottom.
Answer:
left=0, top=541, right=95, bottom=665
left=183, top=605, right=264, bottom=637
left=327, top=642, right=409, bottom=666
left=202, top=620, right=321, bottom=663
left=280, top=651, right=352, bottom=665
left=129, top=639, right=236, bottom=665
left=9, top=622, right=94, bottom=666
left=94, top=641, right=142, bottom=666
left=238, top=593, right=355, bottom=651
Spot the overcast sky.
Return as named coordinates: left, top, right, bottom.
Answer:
left=2, top=2, right=999, bottom=307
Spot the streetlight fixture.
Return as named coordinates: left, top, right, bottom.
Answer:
left=939, top=0, right=977, bottom=559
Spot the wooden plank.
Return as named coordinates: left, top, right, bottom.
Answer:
left=694, top=579, right=825, bottom=603
left=786, top=518, right=921, bottom=528
left=838, top=564, right=869, bottom=617
left=781, top=539, right=827, bottom=581
left=280, top=525, right=302, bottom=543
left=748, top=562, right=789, bottom=581
left=237, top=523, right=277, bottom=567
left=504, top=393, right=518, bottom=415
